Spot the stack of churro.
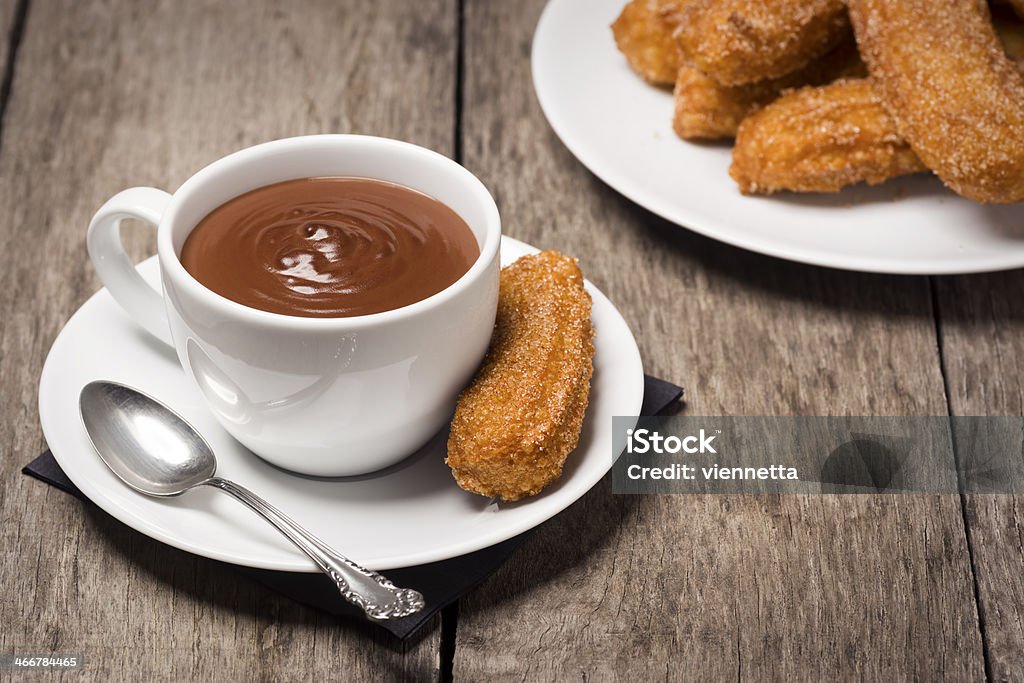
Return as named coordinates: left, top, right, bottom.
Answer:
left=613, top=0, right=1024, bottom=203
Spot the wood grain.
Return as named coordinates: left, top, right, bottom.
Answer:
left=454, top=0, right=986, bottom=679
left=0, top=0, right=455, bottom=679
left=1, top=0, right=1018, bottom=678
left=935, top=272, right=1024, bottom=680
left=0, top=0, right=19, bottom=84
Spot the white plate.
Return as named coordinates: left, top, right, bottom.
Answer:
left=532, top=0, right=1024, bottom=274
left=38, top=237, right=643, bottom=571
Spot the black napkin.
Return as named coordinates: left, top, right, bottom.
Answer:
left=22, top=374, right=682, bottom=640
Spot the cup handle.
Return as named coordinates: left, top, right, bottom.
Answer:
left=87, top=187, right=174, bottom=346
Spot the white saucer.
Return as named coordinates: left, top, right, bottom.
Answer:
left=532, top=0, right=1024, bottom=274
left=38, top=237, right=644, bottom=571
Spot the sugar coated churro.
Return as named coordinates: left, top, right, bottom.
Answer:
left=730, top=79, right=925, bottom=194
left=673, top=39, right=864, bottom=140
left=848, top=0, right=1024, bottom=203
left=612, top=0, right=685, bottom=87
left=676, top=0, right=849, bottom=85
left=446, top=251, right=594, bottom=502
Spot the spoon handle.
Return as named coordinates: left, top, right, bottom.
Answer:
left=203, top=477, right=425, bottom=620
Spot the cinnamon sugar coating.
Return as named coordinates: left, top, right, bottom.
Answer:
left=848, top=0, right=1024, bottom=203
left=730, top=78, right=925, bottom=194
left=612, top=0, right=687, bottom=86
left=729, top=15, right=1024, bottom=195
left=446, top=251, right=595, bottom=502
left=677, top=0, right=849, bottom=85
left=673, top=38, right=864, bottom=140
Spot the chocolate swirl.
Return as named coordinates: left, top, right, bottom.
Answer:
left=181, top=177, right=479, bottom=318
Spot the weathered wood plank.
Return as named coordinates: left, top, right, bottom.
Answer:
left=0, top=1, right=19, bottom=89
left=0, top=0, right=455, bottom=679
left=936, top=272, right=1024, bottom=680
left=454, top=0, right=986, bottom=679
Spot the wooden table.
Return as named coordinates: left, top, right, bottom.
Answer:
left=1, top=0, right=1022, bottom=679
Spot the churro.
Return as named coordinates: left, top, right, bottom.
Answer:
left=730, top=79, right=925, bottom=194
left=676, top=0, right=849, bottom=85
left=612, top=0, right=685, bottom=87
left=673, top=39, right=864, bottom=140
left=446, top=251, right=594, bottom=502
left=729, top=15, right=1024, bottom=194
left=848, top=0, right=1024, bottom=203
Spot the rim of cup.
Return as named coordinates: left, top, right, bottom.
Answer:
left=157, top=134, right=502, bottom=330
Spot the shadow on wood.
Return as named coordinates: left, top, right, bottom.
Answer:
left=456, top=475, right=638, bottom=613
left=81, top=504, right=439, bottom=654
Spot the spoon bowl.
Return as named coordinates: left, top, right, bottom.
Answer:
left=80, top=381, right=216, bottom=496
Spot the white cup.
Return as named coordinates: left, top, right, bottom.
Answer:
left=87, top=135, right=501, bottom=476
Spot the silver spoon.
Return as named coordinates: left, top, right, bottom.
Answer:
left=79, top=380, right=425, bottom=620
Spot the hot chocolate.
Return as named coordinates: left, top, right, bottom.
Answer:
left=180, top=177, right=479, bottom=318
